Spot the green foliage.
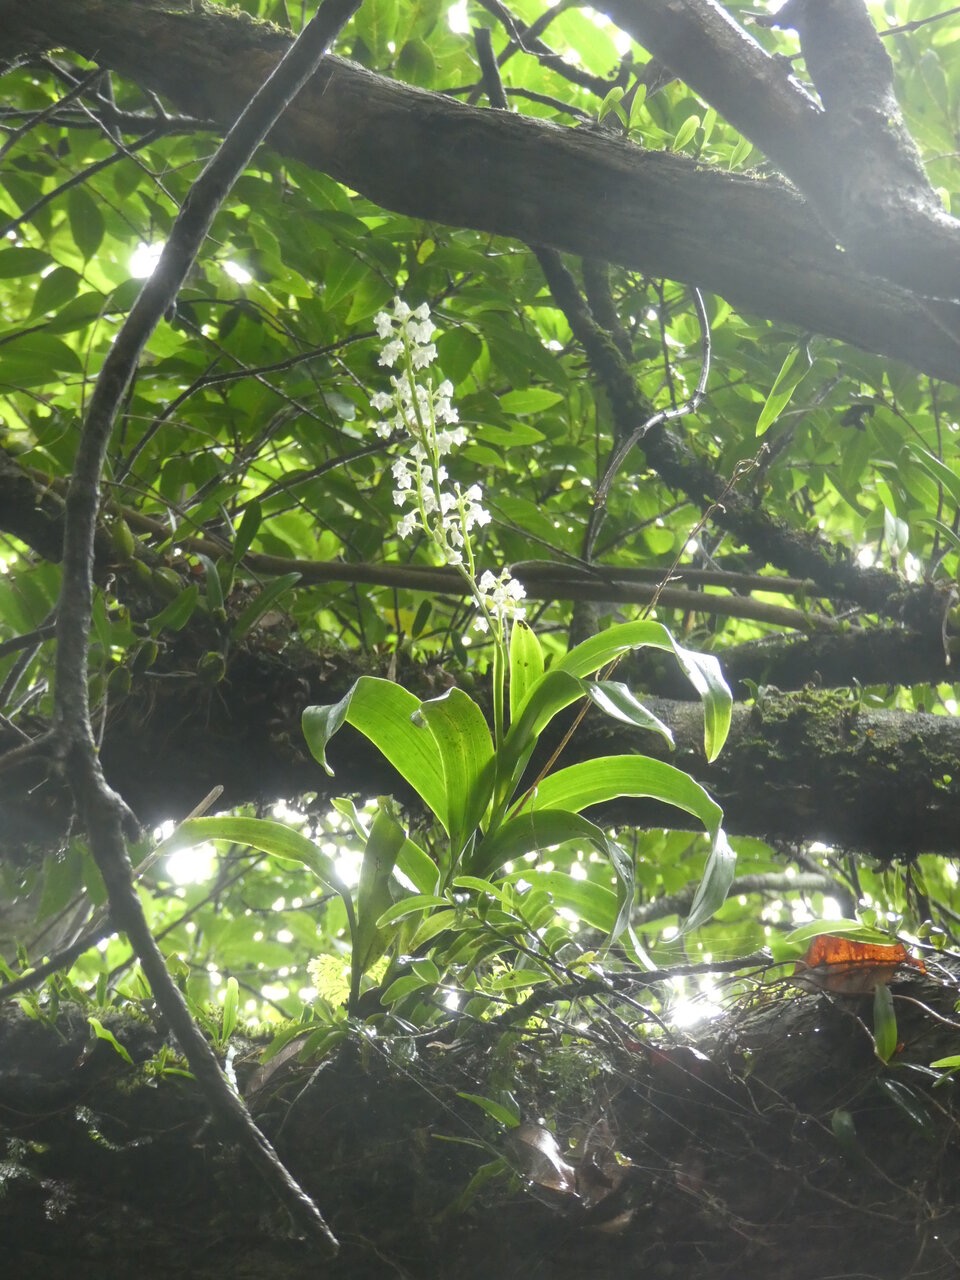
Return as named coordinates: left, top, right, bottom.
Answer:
left=0, top=0, right=959, bottom=1065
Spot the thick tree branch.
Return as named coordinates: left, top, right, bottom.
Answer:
left=603, top=0, right=960, bottom=298
left=4, top=642, right=959, bottom=859
left=1, top=0, right=959, bottom=381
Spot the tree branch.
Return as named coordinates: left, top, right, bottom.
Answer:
left=1, top=0, right=958, bottom=380
left=45, top=0, right=366, bottom=1254
left=604, top=0, right=960, bottom=298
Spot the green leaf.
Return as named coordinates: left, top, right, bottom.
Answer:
left=153, top=816, right=348, bottom=900
left=756, top=346, right=809, bottom=437
left=417, top=688, right=495, bottom=857
left=526, top=755, right=723, bottom=834
left=458, top=1091, right=521, bottom=1128
left=396, top=838, right=440, bottom=894
left=195, top=554, right=224, bottom=614
left=68, top=186, right=106, bottom=261
left=469, top=808, right=613, bottom=878
left=233, top=502, right=262, bottom=561
left=498, top=669, right=584, bottom=794
left=147, top=584, right=200, bottom=636
left=504, top=869, right=617, bottom=933
left=509, top=620, right=544, bottom=724
left=597, top=85, right=627, bottom=127
left=376, top=894, right=451, bottom=927
left=669, top=637, right=732, bottom=761
left=0, top=247, right=52, bottom=278
left=782, top=919, right=893, bottom=949
left=498, top=388, right=564, bottom=415
left=556, top=619, right=676, bottom=678
left=351, top=801, right=406, bottom=1004
left=229, top=571, right=301, bottom=640
left=221, top=975, right=240, bottom=1044
left=303, top=678, right=447, bottom=827
left=872, top=982, right=897, bottom=1063
left=906, top=443, right=960, bottom=509
left=680, top=829, right=736, bottom=935
left=381, top=972, right=431, bottom=1005
left=469, top=808, right=634, bottom=948
left=673, top=113, right=700, bottom=151
left=877, top=1078, right=934, bottom=1136
left=355, top=0, right=398, bottom=61
left=584, top=681, right=674, bottom=746
left=88, top=1016, right=134, bottom=1065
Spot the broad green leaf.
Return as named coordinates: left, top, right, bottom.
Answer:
left=0, top=247, right=51, bottom=278
left=195, top=554, right=224, bottom=614
left=499, top=388, right=565, bottom=415
left=680, top=829, right=736, bottom=935
left=68, top=186, right=106, bottom=261
left=782, top=919, right=894, bottom=949
left=556, top=619, right=676, bottom=678
left=469, top=809, right=633, bottom=947
left=396, top=838, right=440, bottom=894
left=872, top=982, right=897, bottom=1063
left=907, top=443, right=960, bottom=508
left=673, top=113, right=700, bottom=151
left=417, top=687, right=494, bottom=856
left=877, top=1078, right=934, bottom=1136
left=526, top=755, right=723, bottom=834
left=458, top=1091, right=521, bottom=1128
left=303, top=677, right=447, bottom=828
left=598, top=85, right=625, bottom=125
left=469, top=808, right=613, bottom=879
left=355, top=0, right=398, bottom=62
left=509, top=620, right=545, bottom=724
left=505, top=869, right=617, bottom=934
left=381, top=972, right=431, bottom=1005
left=559, top=620, right=731, bottom=760
left=233, top=502, right=262, bottom=561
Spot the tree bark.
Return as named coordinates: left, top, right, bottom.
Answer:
left=2, top=635, right=958, bottom=858
left=2, top=0, right=959, bottom=382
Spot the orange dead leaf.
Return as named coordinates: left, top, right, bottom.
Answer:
left=793, top=934, right=925, bottom=996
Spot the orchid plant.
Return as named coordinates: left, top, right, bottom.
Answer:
left=157, top=299, right=735, bottom=1024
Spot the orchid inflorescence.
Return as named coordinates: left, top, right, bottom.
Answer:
left=371, top=298, right=526, bottom=634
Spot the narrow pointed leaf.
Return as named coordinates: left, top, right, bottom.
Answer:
left=680, top=829, right=736, bottom=935
left=585, top=681, right=674, bottom=745
left=668, top=638, right=732, bottom=761
left=872, top=982, right=898, bottom=1064
left=353, top=801, right=406, bottom=991
left=556, top=619, right=675, bottom=679
left=499, top=668, right=584, bottom=787
left=229, top=571, right=301, bottom=640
